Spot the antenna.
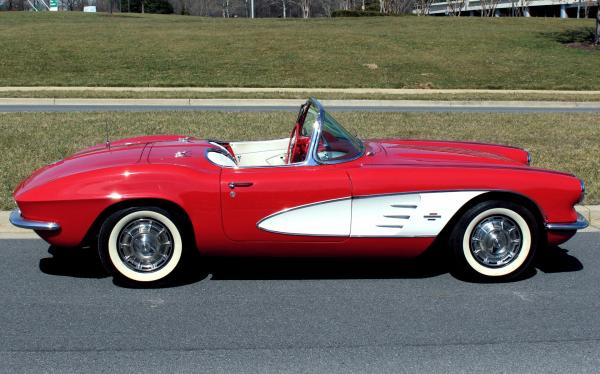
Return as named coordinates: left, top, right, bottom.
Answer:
left=105, top=121, right=111, bottom=149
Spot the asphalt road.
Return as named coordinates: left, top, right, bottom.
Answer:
left=1, top=233, right=599, bottom=373
left=2, top=104, right=600, bottom=113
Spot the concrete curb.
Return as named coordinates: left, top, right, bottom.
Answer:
left=2, top=98, right=600, bottom=109
left=1, top=206, right=598, bottom=239
left=1, top=87, right=600, bottom=95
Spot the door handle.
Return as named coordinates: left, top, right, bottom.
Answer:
left=228, top=181, right=254, bottom=189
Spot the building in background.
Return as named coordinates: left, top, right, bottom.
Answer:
left=417, top=0, right=598, bottom=17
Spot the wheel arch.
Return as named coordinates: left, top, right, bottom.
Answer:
left=84, top=198, right=196, bottom=248
left=436, top=190, right=545, bottom=245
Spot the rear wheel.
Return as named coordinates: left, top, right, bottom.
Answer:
left=97, top=207, right=185, bottom=286
left=450, top=200, right=539, bottom=281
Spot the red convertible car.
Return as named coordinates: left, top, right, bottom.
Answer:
left=11, top=98, right=587, bottom=285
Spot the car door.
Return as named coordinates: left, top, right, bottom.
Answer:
left=220, top=165, right=352, bottom=242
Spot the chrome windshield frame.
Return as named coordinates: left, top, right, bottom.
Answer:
left=305, top=97, right=365, bottom=166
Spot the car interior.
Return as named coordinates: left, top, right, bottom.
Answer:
left=205, top=100, right=363, bottom=168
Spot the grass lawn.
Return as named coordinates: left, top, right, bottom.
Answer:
left=1, top=111, right=598, bottom=210
left=0, top=12, right=599, bottom=89
left=4, top=90, right=600, bottom=101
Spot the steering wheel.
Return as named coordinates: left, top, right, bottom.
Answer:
left=286, top=123, right=301, bottom=164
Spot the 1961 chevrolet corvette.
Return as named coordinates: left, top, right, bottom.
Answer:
left=11, top=98, right=588, bottom=285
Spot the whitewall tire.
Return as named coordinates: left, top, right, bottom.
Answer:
left=98, top=207, right=185, bottom=285
left=450, top=200, right=539, bottom=280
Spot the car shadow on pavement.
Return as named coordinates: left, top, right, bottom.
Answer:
left=208, top=245, right=583, bottom=282
left=39, top=245, right=109, bottom=279
left=535, top=246, right=583, bottom=274
left=38, top=243, right=583, bottom=286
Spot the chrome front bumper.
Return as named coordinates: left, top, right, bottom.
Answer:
left=545, top=213, right=589, bottom=231
left=9, top=209, right=60, bottom=231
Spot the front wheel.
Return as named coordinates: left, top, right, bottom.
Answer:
left=450, top=201, right=540, bottom=281
left=97, top=207, right=185, bottom=286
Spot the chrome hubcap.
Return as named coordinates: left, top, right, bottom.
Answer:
left=470, top=215, right=522, bottom=268
left=117, top=218, right=173, bottom=273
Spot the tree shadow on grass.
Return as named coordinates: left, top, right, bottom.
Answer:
left=542, top=27, right=600, bottom=51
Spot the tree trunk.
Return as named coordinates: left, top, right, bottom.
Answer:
left=109, top=0, right=113, bottom=14
left=141, top=0, right=144, bottom=13
left=282, top=0, right=286, bottom=18
left=301, top=0, right=309, bottom=18
left=596, top=2, right=600, bottom=45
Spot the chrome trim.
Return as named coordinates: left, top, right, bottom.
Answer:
left=526, top=150, right=532, bottom=165
left=228, top=181, right=254, bottom=189
left=117, top=217, right=174, bottom=273
left=256, top=226, right=348, bottom=237
left=351, top=234, right=435, bottom=238
left=383, top=215, right=410, bottom=219
left=390, top=204, right=418, bottom=209
left=204, top=147, right=239, bottom=168
left=174, top=151, right=190, bottom=158
left=308, top=97, right=366, bottom=166
left=9, top=209, right=60, bottom=231
left=545, top=213, right=589, bottom=231
left=470, top=215, right=523, bottom=268
left=579, top=179, right=586, bottom=203
left=376, top=225, right=404, bottom=229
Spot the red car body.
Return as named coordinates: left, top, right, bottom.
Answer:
left=10, top=98, right=587, bottom=283
left=12, top=133, right=583, bottom=249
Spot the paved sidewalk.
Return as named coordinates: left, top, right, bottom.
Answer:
left=2, top=87, right=600, bottom=95
left=3, top=98, right=600, bottom=108
left=0, top=211, right=39, bottom=239
left=2, top=206, right=598, bottom=239
left=2, top=99, right=600, bottom=114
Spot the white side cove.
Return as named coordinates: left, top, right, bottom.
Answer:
left=351, top=191, right=485, bottom=237
left=257, top=191, right=486, bottom=237
left=258, top=199, right=352, bottom=236
left=229, top=138, right=289, bottom=167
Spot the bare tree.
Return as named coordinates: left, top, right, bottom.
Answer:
left=297, top=0, right=309, bottom=17
left=479, top=0, right=499, bottom=16
left=415, top=0, right=433, bottom=15
left=596, top=0, right=600, bottom=45
left=446, top=0, right=465, bottom=15
left=520, top=0, right=532, bottom=16
left=381, top=0, right=413, bottom=14
left=222, top=0, right=229, bottom=16
left=389, top=0, right=414, bottom=13
left=320, top=0, right=335, bottom=16
left=61, top=0, right=84, bottom=10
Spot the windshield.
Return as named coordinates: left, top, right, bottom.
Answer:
left=315, top=109, right=364, bottom=163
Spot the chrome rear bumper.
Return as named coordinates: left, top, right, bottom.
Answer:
left=545, top=213, right=589, bottom=231
left=9, top=209, right=60, bottom=231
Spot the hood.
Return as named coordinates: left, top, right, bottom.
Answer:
left=15, top=135, right=196, bottom=195
left=364, top=139, right=531, bottom=167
